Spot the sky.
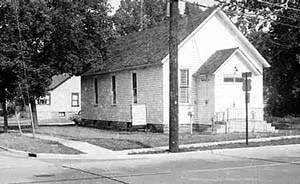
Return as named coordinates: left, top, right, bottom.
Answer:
left=108, top=0, right=217, bottom=14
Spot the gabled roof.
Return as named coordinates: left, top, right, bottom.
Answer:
left=195, top=48, right=238, bottom=75
left=48, top=74, right=71, bottom=91
left=195, top=47, right=262, bottom=76
left=83, top=7, right=269, bottom=77
left=83, top=7, right=216, bottom=76
left=216, top=10, right=270, bottom=68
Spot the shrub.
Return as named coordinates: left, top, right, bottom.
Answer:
left=267, top=116, right=300, bottom=130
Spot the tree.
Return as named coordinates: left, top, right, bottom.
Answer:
left=0, top=63, right=18, bottom=132
left=264, top=1, right=300, bottom=116
left=217, top=0, right=277, bottom=37
left=45, top=0, right=114, bottom=75
left=113, top=0, right=167, bottom=36
left=0, top=1, right=25, bottom=132
left=0, top=0, right=114, bottom=128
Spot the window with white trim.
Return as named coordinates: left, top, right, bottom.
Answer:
left=224, top=74, right=243, bottom=83
left=59, top=112, right=65, bottom=117
left=132, top=73, right=137, bottom=104
left=180, top=69, right=189, bottom=103
left=37, top=94, right=51, bottom=105
left=71, top=93, right=79, bottom=107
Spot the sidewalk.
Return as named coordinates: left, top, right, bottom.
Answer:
left=3, top=133, right=300, bottom=160
left=23, top=133, right=130, bottom=160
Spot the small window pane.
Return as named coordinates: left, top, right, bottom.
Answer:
left=59, top=112, right=65, bottom=117
left=180, top=88, right=189, bottom=103
left=180, top=70, right=189, bottom=87
left=71, top=93, right=79, bottom=107
left=112, top=76, right=116, bottom=105
left=235, top=77, right=243, bottom=82
left=38, top=94, right=51, bottom=105
left=132, top=73, right=137, bottom=104
left=180, top=69, right=189, bottom=103
left=224, top=77, right=234, bottom=82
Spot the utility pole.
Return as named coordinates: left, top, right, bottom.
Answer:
left=169, top=0, right=179, bottom=153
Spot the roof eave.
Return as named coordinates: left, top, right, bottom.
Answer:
left=82, top=63, right=163, bottom=77
left=47, top=76, right=71, bottom=91
left=213, top=49, right=239, bottom=75
left=217, top=10, right=271, bottom=68
left=213, top=49, right=262, bottom=76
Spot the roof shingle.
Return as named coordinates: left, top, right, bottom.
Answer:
left=48, top=74, right=70, bottom=91
left=195, top=48, right=238, bottom=75
left=84, top=7, right=216, bottom=76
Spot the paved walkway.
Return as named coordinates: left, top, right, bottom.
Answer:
left=24, top=133, right=127, bottom=160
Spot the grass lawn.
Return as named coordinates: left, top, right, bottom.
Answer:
left=0, top=132, right=82, bottom=154
left=37, top=126, right=300, bottom=151
left=132, top=138, right=300, bottom=154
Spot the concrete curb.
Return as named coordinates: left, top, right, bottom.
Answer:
left=0, top=145, right=37, bottom=157
left=118, top=135, right=300, bottom=154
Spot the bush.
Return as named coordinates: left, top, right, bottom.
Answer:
left=0, top=102, right=15, bottom=117
left=267, top=116, right=300, bottom=130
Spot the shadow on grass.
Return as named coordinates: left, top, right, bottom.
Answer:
left=78, top=138, right=152, bottom=150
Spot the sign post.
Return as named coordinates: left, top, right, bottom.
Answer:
left=242, top=72, right=252, bottom=145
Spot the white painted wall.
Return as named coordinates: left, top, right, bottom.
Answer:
left=162, top=10, right=266, bottom=126
left=163, top=22, right=202, bottom=125
left=36, top=76, right=81, bottom=121
left=214, top=54, right=264, bottom=115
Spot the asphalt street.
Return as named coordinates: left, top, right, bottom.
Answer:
left=1, top=144, right=300, bottom=184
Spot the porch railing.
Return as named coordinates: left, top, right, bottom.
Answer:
left=215, top=108, right=264, bottom=122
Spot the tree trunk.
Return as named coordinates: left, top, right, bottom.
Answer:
left=1, top=96, right=8, bottom=133
left=30, top=97, right=38, bottom=128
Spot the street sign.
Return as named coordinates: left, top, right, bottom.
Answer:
left=245, top=92, right=250, bottom=103
left=242, top=79, right=252, bottom=91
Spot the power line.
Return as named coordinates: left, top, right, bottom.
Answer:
left=224, top=9, right=300, bottom=29
left=257, top=0, right=300, bottom=13
left=179, top=0, right=300, bottom=23
left=179, top=0, right=210, bottom=9
left=230, top=5, right=300, bottom=22
left=272, top=21, right=300, bottom=29
left=227, top=10, right=300, bottom=29
left=275, top=13, right=300, bottom=22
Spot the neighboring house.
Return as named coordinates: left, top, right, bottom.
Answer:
left=81, top=8, right=275, bottom=133
left=36, top=74, right=81, bottom=125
